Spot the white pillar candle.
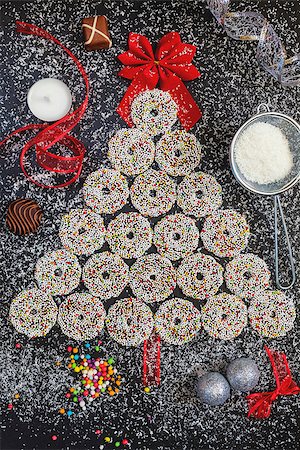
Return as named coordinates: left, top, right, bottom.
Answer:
left=27, top=78, right=72, bottom=122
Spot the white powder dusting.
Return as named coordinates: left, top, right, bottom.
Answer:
left=234, top=122, right=293, bottom=184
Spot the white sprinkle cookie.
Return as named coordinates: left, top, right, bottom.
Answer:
left=131, top=89, right=178, bottom=136
left=129, top=253, right=176, bottom=303
left=177, top=252, right=224, bottom=300
left=130, top=169, right=177, bottom=217
left=177, top=172, right=222, bottom=218
left=108, top=128, right=155, bottom=176
left=156, top=130, right=201, bottom=176
left=225, top=253, right=271, bottom=299
left=201, top=293, right=248, bottom=341
left=155, top=298, right=201, bottom=345
left=106, top=212, right=153, bottom=259
left=154, top=213, right=199, bottom=261
left=59, top=208, right=106, bottom=256
left=106, top=297, right=154, bottom=346
left=9, top=288, right=58, bottom=338
left=83, top=168, right=129, bottom=214
left=58, top=293, right=106, bottom=341
left=35, top=249, right=81, bottom=296
left=83, top=251, right=129, bottom=299
left=201, top=209, right=250, bottom=258
left=248, top=290, right=296, bottom=338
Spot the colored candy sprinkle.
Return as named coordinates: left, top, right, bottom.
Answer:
left=65, top=344, right=123, bottom=412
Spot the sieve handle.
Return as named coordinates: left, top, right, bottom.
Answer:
left=274, top=195, right=296, bottom=290
left=257, top=103, right=270, bottom=114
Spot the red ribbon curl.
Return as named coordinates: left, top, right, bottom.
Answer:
left=0, top=22, right=89, bottom=189
left=117, top=32, right=202, bottom=130
left=247, top=345, right=300, bottom=419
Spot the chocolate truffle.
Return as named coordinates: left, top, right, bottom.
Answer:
left=82, top=16, right=112, bottom=51
left=6, top=198, right=43, bottom=235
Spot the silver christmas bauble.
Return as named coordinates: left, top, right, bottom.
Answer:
left=226, top=357, right=260, bottom=392
left=196, top=372, right=230, bottom=406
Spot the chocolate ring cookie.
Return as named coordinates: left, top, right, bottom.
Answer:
left=155, top=298, right=201, bottom=345
left=59, top=208, right=106, bottom=256
left=6, top=198, right=42, bottom=235
left=177, top=252, right=224, bottom=300
left=129, top=253, right=176, bottom=303
left=106, top=297, right=154, bottom=346
left=225, top=253, right=271, bottom=299
left=131, top=89, right=178, bottom=136
left=58, top=293, right=106, bottom=341
left=130, top=169, right=177, bottom=217
left=83, top=168, right=129, bottom=214
left=156, top=130, right=201, bottom=176
left=154, top=213, right=199, bottom=261
left=83, top=251, right=129, bottom=299
left=201, top=209, right=250, bottom=258
left=35, top=249, right=81, bottom=296
left=108, top=128, right=155, bottom=176
left=248, top=290, right=296, bottom=338
left=9, top=288, right=58, bottom=338
left=106, top=212, right=153, bottom=259
left=177, top=172, right=222, bottom=218
left=201, top=293, right=248, bottom=341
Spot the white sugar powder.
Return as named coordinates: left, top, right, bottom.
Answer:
left=234, top=122, right=293, bottom=184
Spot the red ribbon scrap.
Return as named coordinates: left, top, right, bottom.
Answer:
left=0, top=22, right=89, bottom=189
left=117, top=32, right=202, bottom=130
left=247, top=346, right=300, bottom=419
left=143, top=332, right=161, bottom=387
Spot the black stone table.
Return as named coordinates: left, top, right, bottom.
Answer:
left=0, top=1, right=299, bottom=449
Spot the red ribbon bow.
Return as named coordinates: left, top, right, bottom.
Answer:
left=0, top=22, right=89, bottom=189
left=117, top=32, right=202, bottom=130
left=247, top=346, right=300, bottom=419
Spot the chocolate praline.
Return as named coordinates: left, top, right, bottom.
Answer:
left=6, top=198, right=43, bottom=235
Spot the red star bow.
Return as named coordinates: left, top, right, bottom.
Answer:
left=247, top=346, right=300, bottom=419
left=117, top=32, right=202, bottom=130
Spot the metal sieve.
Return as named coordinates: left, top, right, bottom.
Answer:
left=230, top=104, right=300, bottom=290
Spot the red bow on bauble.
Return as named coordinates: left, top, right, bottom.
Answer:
left=247, top=346, right=300, bottom=419
left=117, top=32, right=202, bottom=130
